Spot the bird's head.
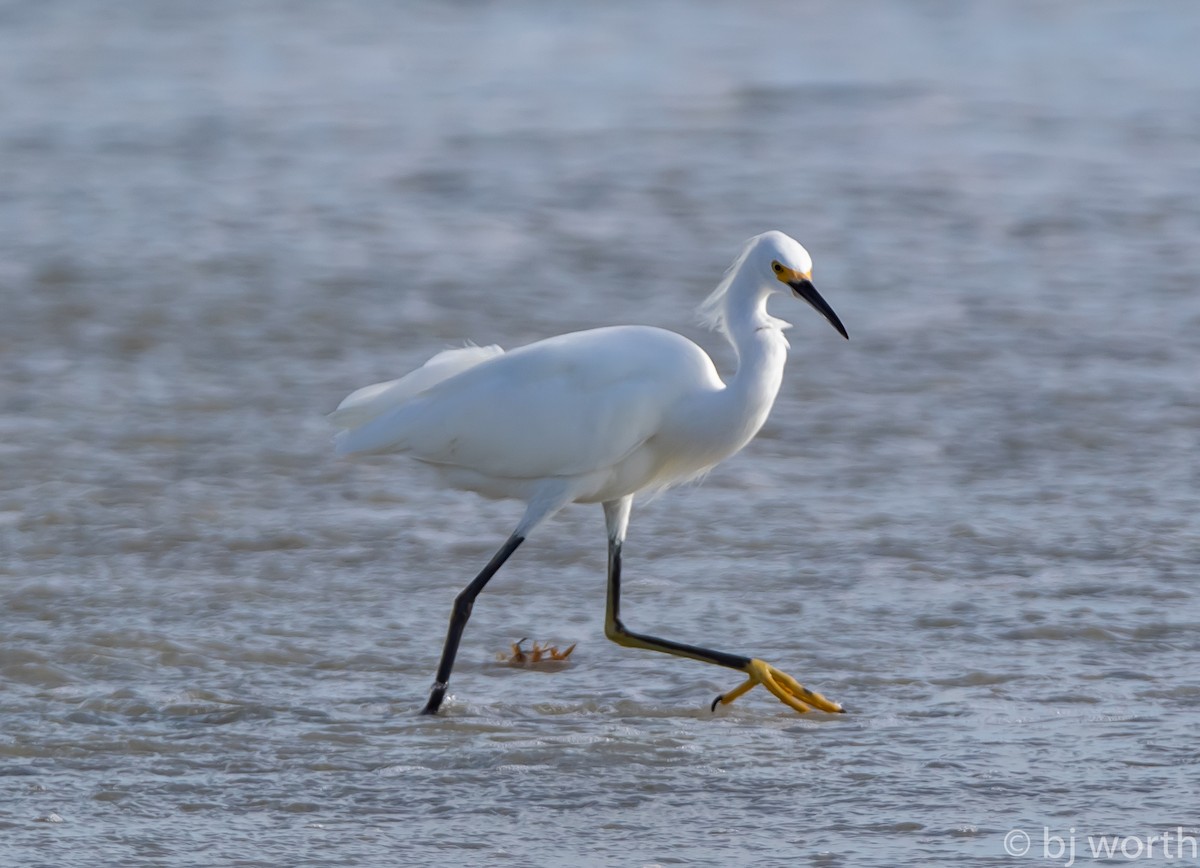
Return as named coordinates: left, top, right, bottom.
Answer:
left=753, top=231, right=848, bottom=340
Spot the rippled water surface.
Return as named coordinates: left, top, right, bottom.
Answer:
left=3, top=2, right=1199, bottom=865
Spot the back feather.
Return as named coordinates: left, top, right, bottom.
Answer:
left=329, top=344, right=504, bottom=431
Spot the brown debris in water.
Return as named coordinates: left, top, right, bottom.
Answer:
left=497, top=638, right=576, bottom=668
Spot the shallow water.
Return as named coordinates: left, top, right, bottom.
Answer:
left=2, top=2, right=1199, bottom=865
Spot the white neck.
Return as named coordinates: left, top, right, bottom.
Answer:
left=712, top=270, right=790, bottom=451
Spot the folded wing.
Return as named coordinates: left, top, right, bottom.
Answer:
left=331, top=327, right=707, bottom=481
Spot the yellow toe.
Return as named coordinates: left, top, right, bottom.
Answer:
left=713, top=659, right=842, bottom=715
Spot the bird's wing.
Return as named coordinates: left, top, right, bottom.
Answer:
left=328, top=344, right=504, bottom=429
left=334, top=327, right=711, bottom=480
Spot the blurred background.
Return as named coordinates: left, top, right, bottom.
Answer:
left=2, top=2, right=1198, bottom=865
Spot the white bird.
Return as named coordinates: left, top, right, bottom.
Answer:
left=330, top=230, right=848, bottom=716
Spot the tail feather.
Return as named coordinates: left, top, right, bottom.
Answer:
left=329, top=344, right=504, bottom=451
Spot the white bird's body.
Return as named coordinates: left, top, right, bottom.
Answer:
left=333, top=324, right=775, bottom=507
left=330, top=231, right=850, bottom=716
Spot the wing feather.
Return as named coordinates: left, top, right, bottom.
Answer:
left=333, top=327, right=713, bottom=480
left=328, top=344, right=504, bottom=429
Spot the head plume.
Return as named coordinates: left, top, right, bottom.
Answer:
left=696, top=235, right=758, bottom=337
left=697, top=231, right=807, bottom=336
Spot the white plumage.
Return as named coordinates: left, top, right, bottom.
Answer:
left=334, top=326, right=724, bottom=504
left=330, top=343, right=504, bottom=431
left=331, top=230, right=850, bottom=716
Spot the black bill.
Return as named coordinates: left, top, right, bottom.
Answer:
left=789, top=278, right=849, bottom=340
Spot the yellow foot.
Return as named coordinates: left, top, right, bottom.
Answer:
left=711, top=659, right=843, bottom=714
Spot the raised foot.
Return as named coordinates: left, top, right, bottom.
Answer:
left=711, top=659, right=843, bottom=715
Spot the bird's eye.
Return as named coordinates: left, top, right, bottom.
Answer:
left=771, top=261, right=783, bottom=273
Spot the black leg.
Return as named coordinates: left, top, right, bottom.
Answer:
left=604, top=535, right=751, bottom=672
left=603, top=535, right=843, bottom=714
left=421, top=533, right=525, bottom=715
left=600, top=498, right=842, bottom=715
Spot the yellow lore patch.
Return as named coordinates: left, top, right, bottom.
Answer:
left=771, top=260, right=811, bottom=285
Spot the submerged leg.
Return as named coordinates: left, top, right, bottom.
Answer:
left=421, top=533, right=524, bottom=715
left=601, top=497, right=842, bottom=715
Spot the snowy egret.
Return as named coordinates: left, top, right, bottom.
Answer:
left=330, top=230, right=848, bottom=716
